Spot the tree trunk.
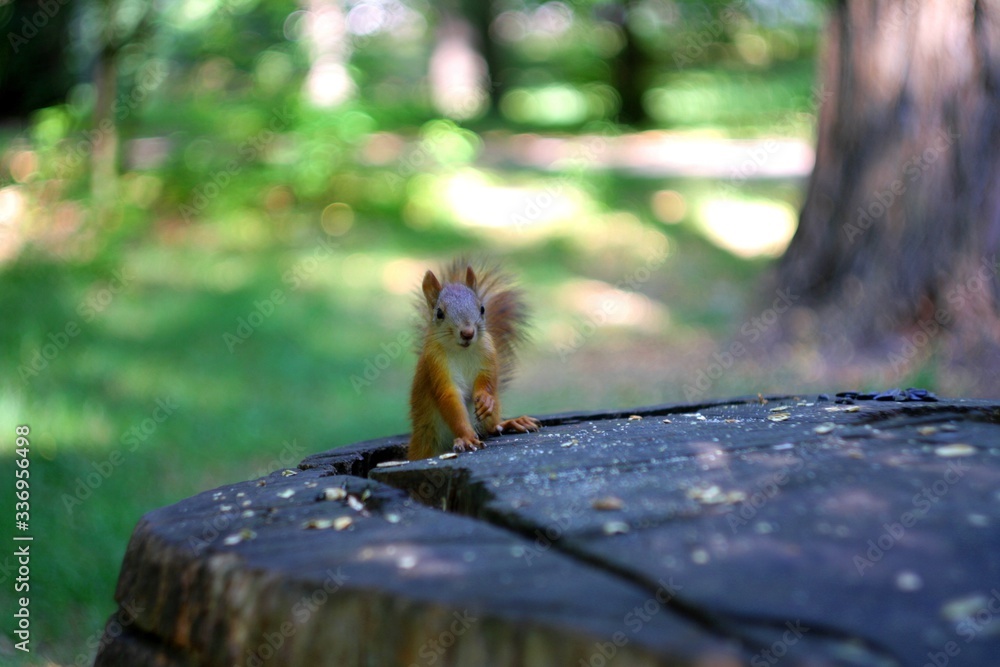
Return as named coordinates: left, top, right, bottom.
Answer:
left=774, top=0, right=1000, bottom=392
left=461, top=0, right=503, bottom=117
left=91, top=42, right=119, bottom=219
left=606, top=1, right=646, bottom=126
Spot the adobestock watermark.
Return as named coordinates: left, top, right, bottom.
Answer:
left=18, top=267, right=134, bottom=383
left=721, top=85, right=831, bottom=196
left=683, top=287, right=798, bottom=401
left=240, top=567, right=348, bottom=667
left=190, top=439, right=323, bottom=554
left=509, top=180, right=569, bottom=233
left=188, top=506, right=239, bottom=555
left=726, top=441, right=822, bottom=534
left=406, top=610, right=478, bottom=667
left=945, top=254, right=1000, bottom=310
left=409, top=467, right=457, bottom=507
left=224, top=236, right=338, bottom=353
left=382, top=119, right=483, bottom=188
left=516, top=498, right=589, bottom=567
left=281, top=236, right=339, bottom=289
left=887, top=253, right=998, bottom=374
left=920, top=588, right=1000, bottom=667
left=61, top=397, right=178, bottom=520
left=749, top=620, right=810, bottom=667
left=887, top=305, right=953, bottom=375
left=579, top=578, right=682, bottom=667
left=75, top=598, right=144, bottom=667
left=510, top=134, right=609, bottom=233
left=955, top=588, right=1000, bottom=643
left=245, top=439, right=307, bottom=480
left=350, top=330, right=413, bottom=393
left=853, top=459, right=968, bottom=575
left=719, top=137, right=786, bottom=196
left=843, top=127, right=960, bottom=244
left=556, top=247, right=669, bottom=361
left=6, top=0, right=69, bottom=54
left=223, top=290, right=286, bottom=352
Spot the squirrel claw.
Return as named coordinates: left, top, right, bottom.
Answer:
left=474, top=391, right=496, bottom=422
left=453, top=436, right=484, bottom=453
left=498, top=416, right=541, bottom=433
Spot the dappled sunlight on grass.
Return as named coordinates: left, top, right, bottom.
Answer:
left=696, top=196, right=798, bottom=258
left=443, top=169, right=586, bottom=231
left=644, top=62, right=819, bottom=136
left=380, top=257, right=430, bottom=295
left=548, top=278, right=672, bottom=350
left=500, top=84, right=618, bottom=127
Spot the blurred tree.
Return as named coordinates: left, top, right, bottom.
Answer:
left=0, top=0, right=74, bottom=118
left=301, top=0, right=354, bottom=107
left=91, top=0, right=120, bottom=213
left=596, top=1, right=647, bottom=126
left=461, top=0, right=503, bottom=115
left=775, top=0, right=1000, bottom=380
left=429, top=7, right=489, bottom=120
left=89, top=0, right=154, bottom=219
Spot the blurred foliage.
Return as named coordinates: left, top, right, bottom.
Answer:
left=0, top=0, right=887, bottom=664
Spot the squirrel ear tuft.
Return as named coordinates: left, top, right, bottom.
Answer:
left=465, top=266, right=477, bottom=290
left=422, top=270, right=442, bottom=309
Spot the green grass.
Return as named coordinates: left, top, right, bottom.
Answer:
left=644, top=60, right=821, bottom=136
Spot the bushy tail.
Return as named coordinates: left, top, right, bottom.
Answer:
left=440, top=258, right=529, bottom=387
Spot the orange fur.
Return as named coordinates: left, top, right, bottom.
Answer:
left=408, top=260, right=539, bottom=460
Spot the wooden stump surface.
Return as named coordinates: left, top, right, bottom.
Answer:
left=94, top=394, right=1000, bottom=666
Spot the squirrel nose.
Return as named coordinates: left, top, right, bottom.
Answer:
left=460, top=327, right=475, bottom=341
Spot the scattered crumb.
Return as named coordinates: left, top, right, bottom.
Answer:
left=592, top=496, right=625, bottom=511
left=895, top=571, right=923, bottom=592
left=319, top=487, right=347, bottom=501
left=602, top=521, right=630, bottom=535
left=376, top=460, right=409, bottom=468
left=935, top=444, right=976, bottom=458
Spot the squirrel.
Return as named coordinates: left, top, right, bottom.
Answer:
left=408, top=259, right=541, bottom=460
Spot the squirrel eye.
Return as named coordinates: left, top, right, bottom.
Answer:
left=480, top=305, right=485, bottom=316
left=436, top=308, right=444, bottom=320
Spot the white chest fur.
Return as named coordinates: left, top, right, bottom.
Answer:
left=431, top=349, right=484, bottom=450
left=447, top=350, right=482, bottom=406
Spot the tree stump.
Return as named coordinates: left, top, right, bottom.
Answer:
left=94, top=394, right=1000, bottom=666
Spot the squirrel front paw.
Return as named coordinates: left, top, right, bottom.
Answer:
left=473, top=390, right=496, bottom=422
left=498, top=416, right=541, bottom=433
left=453, top=434, right=484, bottom=453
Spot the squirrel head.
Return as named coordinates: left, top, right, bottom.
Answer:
left=422, top=267, right=485, bottom=349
